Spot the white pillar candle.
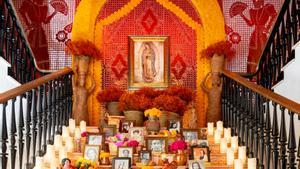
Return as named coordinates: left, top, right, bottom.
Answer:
left=226, top=148, right=235, bottom=165
left=74, top=128, right=81, bottom=139
left=234, top=159, right=243, bottom=169
left=248, top=158, right=257, bottom=169
left=62, top=126, right=70, bottom=138
left=238, top=146, right=247, bottom=164
left=214, top=130, right=222, bottom=144
left=69, top=119, right=76, bottom=135
left=65, top=137, right=74, bottom=152
left=216, top=121, right=223, bottom=132
left=231, top=136, right=239, bottom=152
left=80, top=121, right=87, bottom=133
left=34, top=156, right=44, bottom=169
left=224, top=128, right=231, bottom=143
left=220, top=138, right=228, bottom=153
left=207, top=122, right=214, bottom=135
left=59, top=147, right=68, bottom=161
left=54, top=135, right=63, bottom=151
left=50, top=157, right=59, bottom=169
left=44, top=145, right=55, bottom=164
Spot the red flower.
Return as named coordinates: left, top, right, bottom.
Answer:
left=127, top=140, right=139, bottom=147
left=81, top=132, right=87, bottom=137
left=66, top=40, right=102, bottom=60
left=153, top=95, right=186, bottom=116
left=118, top=93, right=152, bottom=111
left=166, top=86, right=194, bottom=104
left=97, top=86, right=124, bottom=103
left=169, top=140, right=187, bottom=151
left=202, top=41, right=235, bottom=60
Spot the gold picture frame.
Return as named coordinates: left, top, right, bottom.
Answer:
left=129, top=36, right=169, bottom=89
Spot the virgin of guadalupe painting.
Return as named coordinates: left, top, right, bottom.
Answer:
left=129, top=36, right=169, bottom=89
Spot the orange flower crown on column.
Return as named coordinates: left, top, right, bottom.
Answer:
left=66, top=40, right=102, bottom=60
left=202, top=41, right=235, bottom=60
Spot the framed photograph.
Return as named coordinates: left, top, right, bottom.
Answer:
left=84, top=145, right=100, bottom=162
left=121, top=120, right=135, bottom=133
left=129, top=36, right=170, bottom=89
left=188, top=160, right=206, bottom=169
left=128, top=127, right=146, bottom=144
left=140, top=150, right=151, bottom=164
left=167, top=120, right=181, bottom=133
left=199, top=128, right=207, bottom=140
left=192, top=146, right=210, bottom=162
left=197, top=140, right=209, bottom=147
left=146, top=136, right=168, bottom=153
left=118, top=146, right=134, bottom=159
left=87, top=134, right=104, bottom=146
left=108, top=116, right=124, bottom=130
left=182, top=129, right=199, bottom=144
left=112, top=157, right=131, bottom=169
left=102, top=125, right=116, bottom=138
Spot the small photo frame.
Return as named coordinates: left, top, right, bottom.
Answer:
left=118, top=146, right=134, bottom=159
left=128, top=127, right=146, bottom=144
left=182, top=129, right=199, bottom=144
left=192, top=146, right=210, bottom=162
left=140, top=150, right=151, bottom=164
left=87, top=134, right=104, bottom=146
left=108, top=116, right=124, bottom=130
left=188, top=160, right=206, bottom=169
left=198, top=140, right=209, bottom=147
left=112, top=157, right=131, bottom=169
left=199, top=128, right=207, bottom=140
left=84, top=145, right=100, bottom=162
left=121, top=120, right=135, bottom=133
left=168, top=120, right=181, bottom=133
left=102, top=125, right=116, bottom=138
left=146, top=136, right=168, bottom=153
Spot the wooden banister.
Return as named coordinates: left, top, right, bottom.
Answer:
left=0, top=67, right=73, bottom=103
left=222, top=69, right=300, bottom=115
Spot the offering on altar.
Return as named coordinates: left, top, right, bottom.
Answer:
left=61, top=158, right=75, bottom=169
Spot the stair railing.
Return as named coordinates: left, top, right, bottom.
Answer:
left=222, top=69, right=300, bottom=169
left=0, top=0, right=51, bottom=84
left=242, top=0, right=300, bottom=89
left=0, top=67, right=73, bottom=169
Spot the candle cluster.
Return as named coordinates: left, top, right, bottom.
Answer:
left=207, top=121, right=257, bottom=169
left=33, top=119, right=87, bottom=169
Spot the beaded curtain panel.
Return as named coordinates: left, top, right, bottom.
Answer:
left=11, top=0, right=281, bottom=73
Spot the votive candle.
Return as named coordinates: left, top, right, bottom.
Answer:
left=234, top=159, right=243, bottom=169
left=34, top=156, right=44, bottom=169
left=214, top=130, right=222, bottom=144
left=220, top=138, right=228, bottom=153
left=231, top=136, right=239, bottom=152
left=69, top=119, right=76, bottom=135
left=216, top=121, right=223, bottom=132
left=226, top=148, right=235, bottom=165
left=65, top=137, right=74, bottom=152
left=44, top=145, right=55, bottom=164
left=80, top=121, right=86, bottom=133
left=207, top=122, right=214, bottom=135
left=238, top=146, right=247, bottom=164
left=74, top=128, right=81, bottom=139
left=248, top=158, right=257, bottom=169
left=62, top=126, right=70, bottom=138
left=59, top=147, right=68, bottom=161
left=224, top=128, right=231, bottom=143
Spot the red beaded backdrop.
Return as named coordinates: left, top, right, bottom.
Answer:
left=98, top=0, right=200, bottom=89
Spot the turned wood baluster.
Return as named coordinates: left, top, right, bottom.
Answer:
left=62, top=76, right=67, bottom=126
left=57, top=80, right=63, bottom=134
left=253, top=93, right=259, bottom=158
left=297, top=136, right=300, bottom=169
left=18, top=95, right=25, bottom=169
left=25, top=91, right=32, bottom=167
left=285, top=6, right=293, bottom=63
left=47, top=81, right=53, bottom=144
left=31, top=89, right=37, bottom=164
left=42, top=84, right=48, bottom=153
left=233, top=81, right=239, bottom=136
left=258, top=95, right=265, bottom=169
left=290, top=0, right=298, bottom=44
left=271, top=102, right=279, bottom=169
left=9, top=98, right=17, bottom=169
left=279, top=106, right=287, bottom=169
left=287, top=111, right=296, bottom=169
left=243, top=88, right=249, bottom=147
left=264, top=99, right=271, bottom=169
left=236, top=85, right=242, bottom=144
left=248, top=91, right=255, bottom=158
left=0, top=102, right=8, bottom=169
left=36, top=86, right=43, bottom=156
left=52, top=80, right=58, bottom=135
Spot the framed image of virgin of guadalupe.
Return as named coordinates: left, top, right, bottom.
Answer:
left=129, top=36, right=169, bottom=89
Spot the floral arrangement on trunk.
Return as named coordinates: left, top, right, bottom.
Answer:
left=153, top=95, right=186, bottom=116
left=118, top=93, right=152, bottom=111
left=144, top=108, right=162, bottom=118
left=169, top=140, right=187, bottom=152
left=66, top=40, right=102, bottom=60
left=97, top=86, right=124, bottom=103
left=202, top=40, right=235, bottom=59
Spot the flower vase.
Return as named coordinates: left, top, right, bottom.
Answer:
left=106, top=101, right=122, bottom=116
left=100, top=157, right=110, bottom=165
left=145, top=116, right=160, bottom=134
left=174, top=150, right=187, bottom=166
left=109, top=143, right=118, bottom=156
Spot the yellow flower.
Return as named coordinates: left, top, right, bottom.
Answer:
left=144, top=108, right=162, bottom=117
left=100, top=152, right=110, bottom=158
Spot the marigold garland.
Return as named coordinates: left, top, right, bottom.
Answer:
left=66, top=40, right=102, bottom=60
left=203, top=41, right=235, bottom=60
